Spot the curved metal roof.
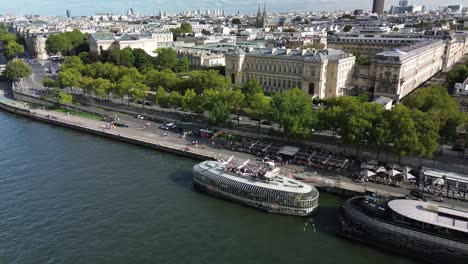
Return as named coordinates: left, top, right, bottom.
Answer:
left=388, top=199, right=468, bottom=234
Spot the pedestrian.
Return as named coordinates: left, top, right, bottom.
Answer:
left=314, top=170, right=317, bottom=176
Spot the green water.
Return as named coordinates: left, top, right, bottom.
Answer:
left=0, top=111, right=416, bottom=264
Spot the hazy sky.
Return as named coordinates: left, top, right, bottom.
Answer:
left=0, top=0, right=463, bottom=16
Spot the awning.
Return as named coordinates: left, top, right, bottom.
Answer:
left=277, top=146, right=300, bottom=157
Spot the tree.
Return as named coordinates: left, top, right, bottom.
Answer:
left=42, top=77, right=60, bottom=88
left=4, top=41, right=24, bottom=59
left=79, top=76, right=95, bottom=96
left=59, top=91, right=73, bottom=107
left=3, top=60, right=32, bottom=81
left=132, top=48, right=154, bottom=69
left=155, top=86, right=170, bottom=108
left=208, top=101, right=230, bottom=127
left=181, top=70, right=227, bottom=94
left=174, top=56, right=190, bottom=72
left=271, top=88, right=315, bottom=140
left=249, top=92, right=271, bottom=134
left=388, top=105, right=422, bottom=160
left=57, top=68, right=81, bottom=93
left=180, top=22, right=193, bottom=33
left=90, top=78, right=112, bottom=99
left=168, top=91, right=183, bottom=110
left=155, top=48, right=179, bottom=70
left=0, top=32, right=17, bottom=43
left=183, top=88, right=204, bottom=114
left=447, top=65, right=468, bottom=92
left=61, top=56, right=85, bottom=72
left=144, top=69, right=179, bottom=91
left=226, top=88, right=245, bottom=125
left=129, top=82, right=150, bottom=107
left=343, top=25, right=353, bottom=32
left=242, top=79, right=263, bottom=99
left=232, top=18, right=241, bottom=25
left=114, top=75, right=133, bottom=103
left=46, top=34, right=72, bottom=54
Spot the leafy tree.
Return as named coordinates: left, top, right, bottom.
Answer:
left=242, top=79, right=263, bottom=99
left=208, top=101, right=230, bottom=127
left=232, top=18, right=241, bottom=25
left=91, top=77, right=112, bottom=99
left=114, top=75, right=133, bottom=103
left=168, top=91, right=183, bottom=110
left=388, top=105, right=421, bottom=159
left=61, top=56, right=85, bottom=72
left=343, top=25, right=353, bottom=32
left=226, top=88, right=245, bottom=125
left=129, top=82, right=150, bottom=106
left=4, top=41, right=24, bottom=59
left=250, top=92, right=271, bottom=132
left=174, top=56, right=190, bottom=72
left=57, top=68, right=81, bottom=92
left=183, top=88, right=204, bottom=114
left=155, top=86, right=170, bottom=108
left=155, top=48, right=179, bottom=70
left=181, top=70, right=227, bottom=94
left=78, top=51, right=100, bottom=64
left=59, top=91, right=73, bottom=105
left=447, top=65, right=468, bottom=92
left=271, top=88, right=315, bottom=140
left=144, top=68, right=179, bottom=91
left=79, top=76, right=95, bottom=96
left=42, top=77, right=60, bottom=88
left=0, top=32, right=17, bottom=43
left=180, top=22, right=193, bottom=33
left=3, top=60, right=32, bottom=80
left=46, top=34, right=72, bottom=54
left=132, top=48, right=154, bottom=69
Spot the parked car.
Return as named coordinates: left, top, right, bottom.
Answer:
left=451, top=145, right=465, bottom=153
left=135, top=114, right=148, bottom=120
left=145, top=101, right=154, bottom=106
left=261, top=120, right=272, bottom=126
left=165, top=123, right=177, bottom=129
left=113, top=122, right=129, bottom=128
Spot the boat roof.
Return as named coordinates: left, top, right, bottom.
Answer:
left=388, top=199, right=468, bottom=234
left=200, top=161, right=315, bottom=194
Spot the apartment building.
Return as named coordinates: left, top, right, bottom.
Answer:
left=225, top=48, right=355, bottom=99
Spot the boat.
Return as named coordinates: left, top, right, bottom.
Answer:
left=338, top=194, right=468, bottom=263
left=192, top=158, right=319, bottom=216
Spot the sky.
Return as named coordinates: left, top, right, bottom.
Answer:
left=0, top=0, right=464, bottom=16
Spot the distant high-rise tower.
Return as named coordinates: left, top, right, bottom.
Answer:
left=372, top=0, right=385, bottom=14
left=399, top=0, right=410, bottom=7
left=127, top=8, right=134, bottom=16
left=66, top=9, right=71, bottom=18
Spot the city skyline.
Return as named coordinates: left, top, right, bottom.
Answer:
left=0, top=0, right=461, bottom=16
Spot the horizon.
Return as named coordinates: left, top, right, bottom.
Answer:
left=0, top=0, right=460, bottom=17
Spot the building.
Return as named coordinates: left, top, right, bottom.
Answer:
left=255, top=3, right=268, bottom=28
left=89, top=31, right=173, bottom=56
left=225, top=48, right=355, bottom=99
left=176, top=48, right=225, bottom=67
left=372, top=0, right=385, bottom=15
left=389, top=4, right=423, bottom=14
left=369, top=40, right=445, bottom=100
left=66, top=10, right=71, bottom=18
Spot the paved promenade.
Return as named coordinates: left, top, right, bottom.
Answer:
left=2, top=87, right=468, bottom=207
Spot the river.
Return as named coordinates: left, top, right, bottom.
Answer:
left=0, top=111, right=416, bottom=264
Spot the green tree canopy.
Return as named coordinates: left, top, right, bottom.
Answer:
left=3, top=60, right=32, bottom=80
left=155, top=48, right=179, bottom=70
left=232, top=18, right=241, bottom=25
left=4, top=41, right=24, bottom=59
left=155, top=86, right=170, bottom=108
left=46, top=34, right=72, bottom=54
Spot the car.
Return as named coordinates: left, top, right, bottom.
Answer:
left=135, top=114, right=148, bottom=120
left=261, top=120, right=272, bottom=126
left=113, top=122, right=129, bottom=128
left=250, top=117, right=260, bottom=121
left=159, top=125, right=170, bottom=130
left=145, top=101, right=154, bottom=106
left=165, top=123, right=177, bottom=129
left=451, top=145, right=465, bottom=153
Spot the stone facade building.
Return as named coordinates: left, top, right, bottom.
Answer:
left=225, top=48, right=355, bottom=99
left=369, top=40, right=445, bottom=101
left=176, top=48, right=225, bottom=67
left=453, top=77, right=468, bottom=113
left=89, top=31, right=173, bottom=56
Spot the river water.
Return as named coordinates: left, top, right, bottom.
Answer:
left=0, top=111, right=416, bottom=264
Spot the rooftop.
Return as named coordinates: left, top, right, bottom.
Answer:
left=200, top=160, right=315, bottom=194
left=388, top=199, right=468, bottom=234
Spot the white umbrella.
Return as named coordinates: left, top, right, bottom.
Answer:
left=433, top=178, right=445, bottom=185
left=375, top=166, right=387, bottom=173
left=387, top=169, right=401, bottom=177
left=401, top=166, right=412, bottom=173
left=362, top=170, right=376, bottom=178
left=399, top=172, right=415, bottom=180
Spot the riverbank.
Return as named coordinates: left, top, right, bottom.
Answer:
left=0, top=88, right=416, bottom=200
